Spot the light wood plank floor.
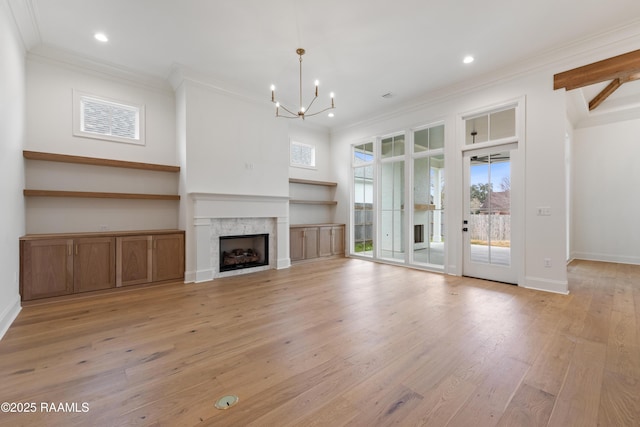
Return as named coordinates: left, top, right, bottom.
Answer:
left=0, top=258, right=639, bottom=426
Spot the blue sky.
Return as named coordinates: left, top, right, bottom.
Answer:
left=470, top=161, right=510, bottom=190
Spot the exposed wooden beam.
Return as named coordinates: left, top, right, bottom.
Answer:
left=622, top=72, right=640, bottom=83
left=553, top=49, right=640, bottom=91
left=588, top=78, right=622, bottom=111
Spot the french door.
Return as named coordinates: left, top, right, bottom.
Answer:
left=462, top=143, right=518, bottom=284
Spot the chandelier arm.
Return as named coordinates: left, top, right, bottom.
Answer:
left=278, top=104, right=300, bottom=117
left=303, top=105, right=336, bottom=118
left=305, top=95, right=318, bottom=113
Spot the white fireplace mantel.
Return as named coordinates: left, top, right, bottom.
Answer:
left=189, top=193, right=290, bottom=282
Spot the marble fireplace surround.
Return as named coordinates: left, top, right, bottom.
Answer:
left=191, top=193, right=290, bottom=282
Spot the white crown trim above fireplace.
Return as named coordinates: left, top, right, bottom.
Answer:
left=190, top=193, right=290, bottom=282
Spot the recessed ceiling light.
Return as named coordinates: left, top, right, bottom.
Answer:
left=328, top=112, right=335, bottom=118
left=463, top=55, right=474, bottom=64
left=94, top=33, right=109, bottom=42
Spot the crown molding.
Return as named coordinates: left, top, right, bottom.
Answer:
left=27, top=44, right=173, bottom=93
left=5, top=0, right=40, bottom=50
left=168, top=63, right=266, bottom=104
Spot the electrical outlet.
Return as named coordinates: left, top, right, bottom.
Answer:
left=544, top=258, right=552, bottom=268
left=99, top=224, right=109, bottom=231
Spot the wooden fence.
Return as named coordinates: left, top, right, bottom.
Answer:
left=469, top=214, right=510, bottom=242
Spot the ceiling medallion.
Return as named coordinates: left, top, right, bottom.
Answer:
left=270, top=48, right=335, bottom=119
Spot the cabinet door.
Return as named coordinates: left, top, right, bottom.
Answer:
left=303, top=227, right=319, bottom=259
left=290, top=228, right=305, bottom=261
left=21, top=239, right=73, bottom=300
left=332, top=226, right=345, bottom=255
left=117, top=236, right=152, bottom=287
left=74, top=237, right=116, bottom=293
left=152, top=233, right=185, bottom=282
left=318, top=227, right=333, bottom=257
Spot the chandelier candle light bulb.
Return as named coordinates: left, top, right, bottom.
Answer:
left=270, top=48, right=335, bottom=119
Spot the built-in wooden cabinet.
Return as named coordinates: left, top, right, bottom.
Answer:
left=290, top=226, right=319, bottom=261
left=21, top=230, right=184, bottom=301
left=21, top=238, right=74, bottom=300
left=152, top=233, right=185, bottom=282
left=290, top=224, right=344, bottom=262
left=116, top=235, right=152, bottom=287
left=319, top=225, right=345, bottom=257
left=73, top=237, right=116, bottom=293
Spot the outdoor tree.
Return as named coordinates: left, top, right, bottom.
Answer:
left=470, top=183, right=492, bottom=206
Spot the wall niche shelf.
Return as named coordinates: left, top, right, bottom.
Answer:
left=288, top=178, right=338, bottom=206
left=23, top=150, right=181, bottom=201
left=288, top=178, right=337, bottom=187
left=23, top=150, right=180, bottom=172
left=23, top=189, right=180, bottom=201
left=289, top=199, right=337, bottom=205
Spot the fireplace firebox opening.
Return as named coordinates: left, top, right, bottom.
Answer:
left=219, top=233, right=269, bottom=272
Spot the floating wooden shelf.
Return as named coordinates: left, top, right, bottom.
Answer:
left=23, top=150, right=180, bottom=173
left=289, top=199, right=337, bottom=205
left=24, top=190, right=180, bottom=201
left=289, top=178, right=337, bottom=187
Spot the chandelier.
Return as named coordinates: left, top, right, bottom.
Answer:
left=270, top=48, right=335, bottom=119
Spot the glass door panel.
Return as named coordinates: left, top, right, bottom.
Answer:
left=412, top=155, right=444, bottom=266
left=468, top=151, right=511, bottom=266
left=380, top=160, right=405, bottom=261
left=354, top=165, right=374, bottom=256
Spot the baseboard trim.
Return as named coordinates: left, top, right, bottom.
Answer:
left=195, top=268, right=214, bottom=283
left=572, top=252, right=640, bottom=266
left=277, top=257, right=291, bottom=270
left=0, top=294, right=22, bottom=341
left=523, top=276, right=569, bottom=295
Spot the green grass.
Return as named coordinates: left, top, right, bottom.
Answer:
left=354, top=241, right=374, bottom=252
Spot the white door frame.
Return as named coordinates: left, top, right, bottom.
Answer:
left=456, top=97, right=525, bottom=286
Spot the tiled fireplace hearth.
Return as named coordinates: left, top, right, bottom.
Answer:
left=190, top=193, right=290, bottom=281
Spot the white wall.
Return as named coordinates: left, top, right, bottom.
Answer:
left=572, top=118, right=640, bottom=264
left=0, top=0, right=26, bottom=338
left=182, top=80, right=289, bottom=197
left=331, top=70, right=569, bottom=293
left=23, top=54, right=179, bottom=233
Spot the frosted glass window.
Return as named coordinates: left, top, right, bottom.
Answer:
left=291, top=141, right=316, bottom=168
left=82, top=97, right=139, bottom=139
left=74, top=91, right=144, bottom=145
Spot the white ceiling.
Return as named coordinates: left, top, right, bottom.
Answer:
left=10, top=0, right=640, bottom=129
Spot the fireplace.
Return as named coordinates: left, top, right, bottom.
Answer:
left=219, top=233, right=269, bottom=272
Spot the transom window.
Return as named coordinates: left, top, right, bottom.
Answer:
left=465, top=107, right=515, bottom=145
left=73, top=91, right=145, bottom=145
